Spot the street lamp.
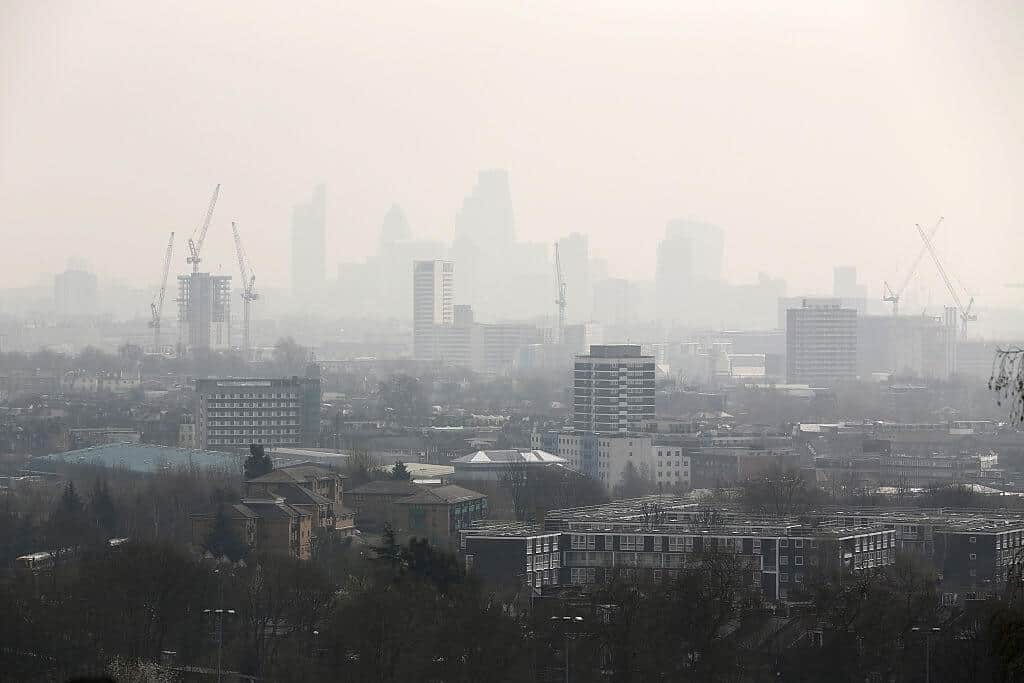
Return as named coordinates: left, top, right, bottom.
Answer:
left=910, top=626, right=941, bottom=683
left=203, top=607, right=237, bottom=683
left=550, top=616, right=584, bottom=683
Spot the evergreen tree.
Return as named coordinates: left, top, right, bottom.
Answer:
left=89, top=478, right=118, bottom=539
left=204, top=504, right=248, bottom=561
left=244, top=444, right=274, bottom=479
left=391, top=460, right=411, bottom=481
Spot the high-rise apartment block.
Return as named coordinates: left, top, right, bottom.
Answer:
left=194, top=376, right=322, bottom=449
left=177, top=273, right=231, bottom=351
left=413, top=260, right=454, bottom=360
left=573, top=345, right=656, bottom=433
left=292, top=184, right=326, bottom=295
left=54, top=268, right=98, bottom=318
left=786, top=298, right=857, bottom=386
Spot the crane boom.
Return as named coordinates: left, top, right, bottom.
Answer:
left=149, top=231, right=175, bottom=352
left=915, top=222, right=975, bottom=333
left=554, top=243, right=567, bottom=344
left=231, top=221, right=258, bottom=360
left=187, top=184, right=220, bottom=274
left=883, top=217, right=943, bottom=315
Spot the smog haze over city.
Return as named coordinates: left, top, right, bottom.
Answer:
left=3, top=2, right=1024, bottom=682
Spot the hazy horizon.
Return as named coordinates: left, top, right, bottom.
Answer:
left=2, top=0, right=1022, bottom=306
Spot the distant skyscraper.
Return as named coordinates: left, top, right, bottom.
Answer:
left=655, top=231, right=692, bottom=322
left=786, top=298, right=857, bottom=386
left=292, top=184, right=326, bottom=295
left=379, top=203, right=412, bottom=246
left=413, top=260, right=454, bottom=360
left=656, top=219, right=724, bottom=325
left=573, top=344, right=656, bottom=433
left=454, top=169, right=515, bottom=247
left=557, top=232, right=592, bottom=322
left=833, top=265, right=868, bottom=302
left=54, top=267, right=98, bottom=317
left=666, top=219, right=723, bottom=283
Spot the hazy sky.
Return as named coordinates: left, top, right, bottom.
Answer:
left=2, top=1, right=1022, bottom=305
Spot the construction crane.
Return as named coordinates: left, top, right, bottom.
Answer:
left=149, top=232, right=175, bottom=353
left=187, top=184, right=221, bottom=274
left=232, top=221, right=259, bottom=360
left=554, top=242, right=567, bottom=344
left=915, top=222, right=976, bottom=337
left=882, top=216, right=943, bottom=316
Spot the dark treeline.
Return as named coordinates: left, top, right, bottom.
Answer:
left=6, top=528, right=1024, bottom=681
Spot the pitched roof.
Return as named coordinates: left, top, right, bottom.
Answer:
left=451, top=449, right=566, bottom=466
left=348, top=480, right=423, bottom=497
left=395, top=484, right=486, bottom=506
left=247, top=463, right=343, bottom=485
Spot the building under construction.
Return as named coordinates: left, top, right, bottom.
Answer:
left=177, top=272, right=231, bottom=351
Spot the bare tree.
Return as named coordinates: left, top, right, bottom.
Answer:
left=990, top=346, right=1024, bottom=422
left=500, top=460, right=529, bottom=521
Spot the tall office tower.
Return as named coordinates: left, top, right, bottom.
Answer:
left=655, top=231, right=692, bottom=323
left=451, top=169, right=516, bottom=314
left=557, top=232, right=592, bottom=322
left=666, top=219, right=723, bottom=283
left=573, top=344, right=656, bottom=433
left=54, top=267, right=98, bottom=317
left=177, top=273, right=232, bottom=351
left=656, top=219, right=724, bottom=325
left=194, top=375, right=321, bottom=449
left=833, top=265, right=868, bottom=304
left=291, top=184, right=326, bottom=295
left=413, top=260, right=454, bottom=360
left=786, top=298, right=857, bottom=386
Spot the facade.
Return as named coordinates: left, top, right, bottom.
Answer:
left=193, top=376, right=322, bottom=449
left=572, top=345, right=656, bottom=433
left=244, top=464, right=353, bottom=534
left=413, top=259, right=455, bottom=361
left=450, top=449, right=567, bottom=483
left=392, top=484, right=488, bottom=552
left=346, top=480, right=424, bottom=531
left=533, top=431, right=654, bottom=492
left=460, top=522, right=562, bottom=591
left=177, top=272, right=231, bottom=351
left=543, top=499, right=895, bottom=603
left=291, top=184, right=326, bottom=296
left=650, top=444, right=691, bottom=488
left=191, top=496, right=313, bottom=560
left=786, top=298, right=857, bottom=386
left=689, top=447, right=798, bottom=488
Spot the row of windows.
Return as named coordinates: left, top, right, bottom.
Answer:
left=209, top=393, right=298, bottom=399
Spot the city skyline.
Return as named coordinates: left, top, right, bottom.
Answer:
left=2, top=1, right=1022, bottom=305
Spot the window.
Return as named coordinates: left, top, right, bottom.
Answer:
left=969, top=553, right=977, bottom=561
left=795, top=556, right=804, bottom=566
left=795, top=573, right=803, bottom=583
left=780, top=573, right=789, bottom=583
left=753, top=539, right=762, bottom=554
left=795, top=539, right=804, bottom=548
left=780, top=539, right=788, bottom=548
left=780, top=556, right=788, bottom=566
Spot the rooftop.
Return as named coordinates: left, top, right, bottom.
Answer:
left=395, top=484, right=487, bottom=506
left=34, top=442, right=241, bottom=473
left=451, top=449, right=566, bottom=466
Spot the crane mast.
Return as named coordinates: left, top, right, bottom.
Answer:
left=187, top=184, right=220, bottom=274
left=554, top=243, right=567, bottom=345
left=883, top=216, right=943, bottom=316
left=915, top=222, right=976, bottom=337
left=231, top=221, right=259, bottom=360
left=149, top=232, right=175, bottom=353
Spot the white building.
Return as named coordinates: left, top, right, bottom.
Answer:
left=450, top=449, right=567, bottom=483
left=413, top=259, right=455, bottom=360
left=572, top=345, right=656, bottom=433
left=532, top=431, right=654, bottom=493
left=786, top=298, right=857, bottom=386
